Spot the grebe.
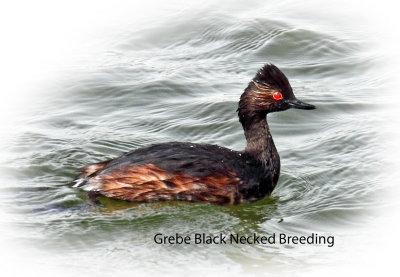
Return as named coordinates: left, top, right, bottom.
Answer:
left=72, top=64, right=315, bottom=204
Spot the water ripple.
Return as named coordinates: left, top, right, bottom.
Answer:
left=1, top=2, right=387, bottom=274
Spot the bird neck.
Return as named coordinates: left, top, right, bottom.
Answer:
left=241, top=115, right=277, bottom=164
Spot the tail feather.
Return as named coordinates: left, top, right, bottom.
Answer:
left=72, top=178, right=86, bottom=188
left=71, top=159, right=113, bottom=189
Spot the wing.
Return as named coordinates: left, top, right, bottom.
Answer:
left=81, top=163, right=244, bottom=204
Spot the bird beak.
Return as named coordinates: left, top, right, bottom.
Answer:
left=286, top=98, right=316, bottom=110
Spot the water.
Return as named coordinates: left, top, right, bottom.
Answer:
left=0, top=1, right=393, bottom=276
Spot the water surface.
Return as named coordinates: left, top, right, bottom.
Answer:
left=0, top=1, right=389, bottom=276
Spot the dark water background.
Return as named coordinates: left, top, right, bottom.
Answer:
left=0, top=1, right=393, bottom=276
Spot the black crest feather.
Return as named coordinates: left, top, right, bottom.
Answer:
left=253, top=64, right=292, bottom=93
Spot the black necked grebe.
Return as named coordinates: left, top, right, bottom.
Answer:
left=72, top=64, right=316, bottom=204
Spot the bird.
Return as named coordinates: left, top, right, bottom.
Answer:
left=72, top=64, right=316, bottom=205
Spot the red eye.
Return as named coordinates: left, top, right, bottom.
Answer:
left=273, top=91, right=283, bottom=100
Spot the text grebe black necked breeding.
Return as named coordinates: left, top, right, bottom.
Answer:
left=72, top=64, right=316, bottom=204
